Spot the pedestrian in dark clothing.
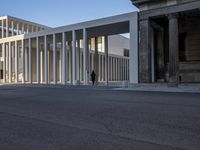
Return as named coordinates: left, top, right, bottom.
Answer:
left=91, top=70, right=96, bottom=86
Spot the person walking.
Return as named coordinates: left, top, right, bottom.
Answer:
left=91, top=70, right=96, bottom=86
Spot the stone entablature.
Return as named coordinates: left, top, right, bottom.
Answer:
left=131, top=0, right=197, bottom=11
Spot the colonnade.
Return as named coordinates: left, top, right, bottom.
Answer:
left=0, top=17, right=46, bottom=39
left=0, top=29, right=130, bottom=85
left=1, top=29, right=129, bottom=85
left=89, top=53, right=129, bottom=82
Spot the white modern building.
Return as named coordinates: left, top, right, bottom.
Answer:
left=0, top=12, right=138, bottom=85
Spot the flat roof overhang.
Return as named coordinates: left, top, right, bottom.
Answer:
left=0, top=12, right=137, bottom=43
left=24, top=12, right=137, bottom=39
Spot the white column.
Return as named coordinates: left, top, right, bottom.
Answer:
left=26, top=25, right=29, bottom=33
left=108, top=55, right=110, bottom=81
left=98, top=55, right=101, bottom=81
left=113, top=57, right=115, bottom=81
left=125, top=59, right=128, bottom=80
left=2, top=43, right=6, bottom=83
left=68, top=42, right=72, bottom=83
left=72, top=30, right=77, bottom=85
left=120, top=58, right=122, bottom=81
left=17, top=23, right=19, bottom=35
left=36, top=37, right=40, bottom=84
left=80, top=50, right=82, bottom=82
left=8, top=42, right=12, bottom=83
left=24, top=41, right=27, bottom=82
left=53, top=34, right=57, bottom=84
left=119, top=59, right=121, bottom=80
left=127, top=59, right=129, bottom=80
left=44, top=35, right=48, bottom=84
left=31, top=26, right=34, bottom=32
left=115, top=57, right=118, bottom=81
left=62, top=32, right=66, bottom=84
left=6, top=44, right=8, bottom=82
left=111, top=57, right=113, bottom=81
left=94, top=37, right=99, bottom=83
left=22, top=40, right=25, bottom=83
left=22, top=24, right=25, bottom=34
left=65, top=39, right=69, bottom=84
left=129, top=15, right=139, bottom=83
left=101, top=55, right=104, bottom=81
left=117, top=58, right=119, bottom=81
left=126, top=59, right=128, bottom=80
left=2, top=19, right=4, bottom=38
left=116, top=58, right=118, bottom=81
left=124, top=59, right=126, bottom=80
left=40, top=50, right=43, bottom=83
left=6, top=18, right=9, bottom=37
left=77, top=40, right=80, bottom=81
left=122, top=58, right=124, bottom=80
left=115, top=57, right=117, bottom=81
left=104, top=36, right=108, bottom=85
left=15, top=41, right=18, bottom=83
left=83, top=28, right=89, bottom=85
left=29, top=38, right=32, bottom=83
left=128, top=59, right=130, bottom=80
left=91, top=53, right=93, bottom=71
left=118, top=58, right=120, bottom=81
left=11, top=21, right=14, bottom=36
left=110, top=57, right=112, bottom=81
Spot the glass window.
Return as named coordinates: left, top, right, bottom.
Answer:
left=90, top=38, right=95, bottom=51
left=124, top=49, right=130, bottom=57
left=98, top=36, right=105, bottom=53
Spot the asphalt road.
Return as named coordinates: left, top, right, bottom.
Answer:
left=0, top=85, right=200, bottom=150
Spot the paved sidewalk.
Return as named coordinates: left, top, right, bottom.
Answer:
left=115, top=83, right=200, bottom=93
left=1, top=83, right=200, bottom=93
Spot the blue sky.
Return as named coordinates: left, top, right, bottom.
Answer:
left=0, top=0, right=138, bottom=27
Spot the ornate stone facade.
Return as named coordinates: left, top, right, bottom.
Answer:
left=131, top=0, right=200, bottom=84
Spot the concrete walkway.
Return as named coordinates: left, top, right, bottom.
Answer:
left=1, top=82, right=200, bottom=93
left=115, top=83, right=200, bottom=93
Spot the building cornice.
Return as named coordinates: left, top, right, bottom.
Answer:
left=131, top=0, right=159, bottom=7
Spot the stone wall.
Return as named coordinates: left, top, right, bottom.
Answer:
left=179, top=15, right=200, bottom=82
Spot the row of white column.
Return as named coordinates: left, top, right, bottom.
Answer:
left=90, top=53, right=129, bottom=82
left=1, top=29, right=90, bottom=85
left=109, top=56, right=129, bottom=81
left=1, top=41, right=23, bottom=83
left=1, top=32, right=129, bottom=85
left=1, top=18, right=43, bottom=39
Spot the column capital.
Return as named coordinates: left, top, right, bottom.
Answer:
left=167, top=13, right=179, bottom=20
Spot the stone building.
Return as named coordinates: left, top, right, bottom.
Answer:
left=131, top=0, right=200, bottom=84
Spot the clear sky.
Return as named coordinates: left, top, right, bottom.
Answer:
left=0, top=0, right=138, bottom=27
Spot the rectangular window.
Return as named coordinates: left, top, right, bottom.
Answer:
left=124, top=49, right=130, bottom=57
left=98, top=36, right=105, bottom=53
left=90, top=38, right=95, bottom=51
